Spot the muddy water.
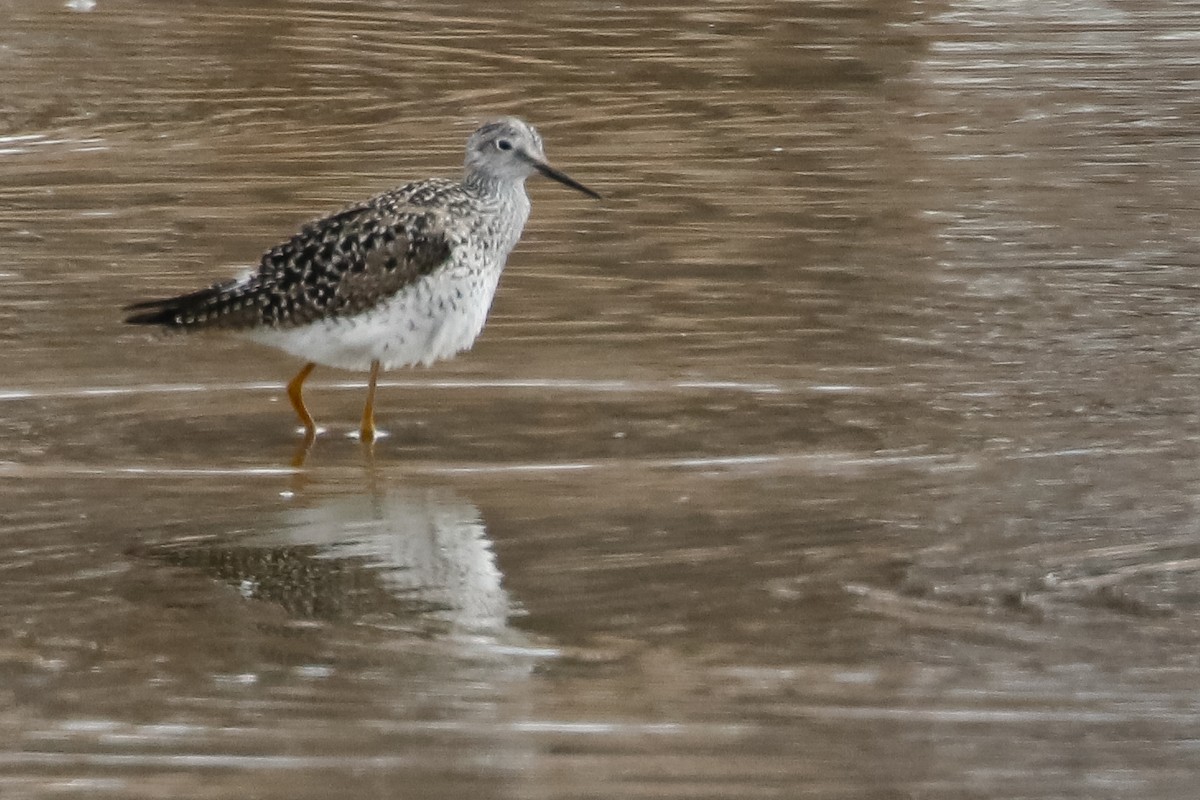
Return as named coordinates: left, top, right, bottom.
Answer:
left=2, top=1, right=1200, bottom=797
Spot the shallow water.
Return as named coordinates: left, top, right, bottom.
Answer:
left=3, top=1, right=1200, bottom=797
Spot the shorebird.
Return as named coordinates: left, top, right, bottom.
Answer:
left=125, top=117, right=600, bottom=445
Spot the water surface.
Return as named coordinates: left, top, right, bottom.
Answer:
left=2, top=1, right=1200, bottom=797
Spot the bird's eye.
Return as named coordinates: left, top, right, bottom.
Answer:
left=496, top=139, right=513, bottom=151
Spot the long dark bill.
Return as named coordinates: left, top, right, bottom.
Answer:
left=532, top=160, right=602, bottom=200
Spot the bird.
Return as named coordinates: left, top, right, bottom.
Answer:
left=125, top=117, right=601, bottom=446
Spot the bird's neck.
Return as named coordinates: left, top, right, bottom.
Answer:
left=462, top=171, right=526, bottom=200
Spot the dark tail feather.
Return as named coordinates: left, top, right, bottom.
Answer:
left=124, top=302, right=182, bottom=326
left=123, top=286, right=224, bottom=327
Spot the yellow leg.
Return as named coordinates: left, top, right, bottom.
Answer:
left=286, top=362, right=318, bottom=438
left=360, top=360, right=381, bottom=443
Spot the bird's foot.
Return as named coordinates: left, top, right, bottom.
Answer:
left=346, top=428, right=388, bottom=442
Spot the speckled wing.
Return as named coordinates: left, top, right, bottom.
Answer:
left=125, top=197, right=454, bottom=330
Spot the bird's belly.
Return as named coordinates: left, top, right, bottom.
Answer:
left=240, top=266, right=504, bottom=372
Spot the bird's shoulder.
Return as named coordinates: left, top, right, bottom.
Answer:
left=286, top=179, right=464, bottom=268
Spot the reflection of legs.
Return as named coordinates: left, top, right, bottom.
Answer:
left=361, top=359, right=381, bottom=443
left=286, top=362, right=318, bottom=437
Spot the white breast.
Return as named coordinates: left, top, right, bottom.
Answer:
left=240, top=261, right=506, bottom=372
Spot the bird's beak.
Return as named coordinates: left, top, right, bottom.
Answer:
left=526, top=155, right=602, bottom=200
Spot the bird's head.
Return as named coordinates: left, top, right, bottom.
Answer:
left=465, top=117, right=600, bottom=199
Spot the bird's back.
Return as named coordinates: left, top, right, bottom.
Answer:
left=125, top=178, right=470, bottom=331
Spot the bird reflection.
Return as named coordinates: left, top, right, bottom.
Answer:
left=147, top=486, right=510, bottom=635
